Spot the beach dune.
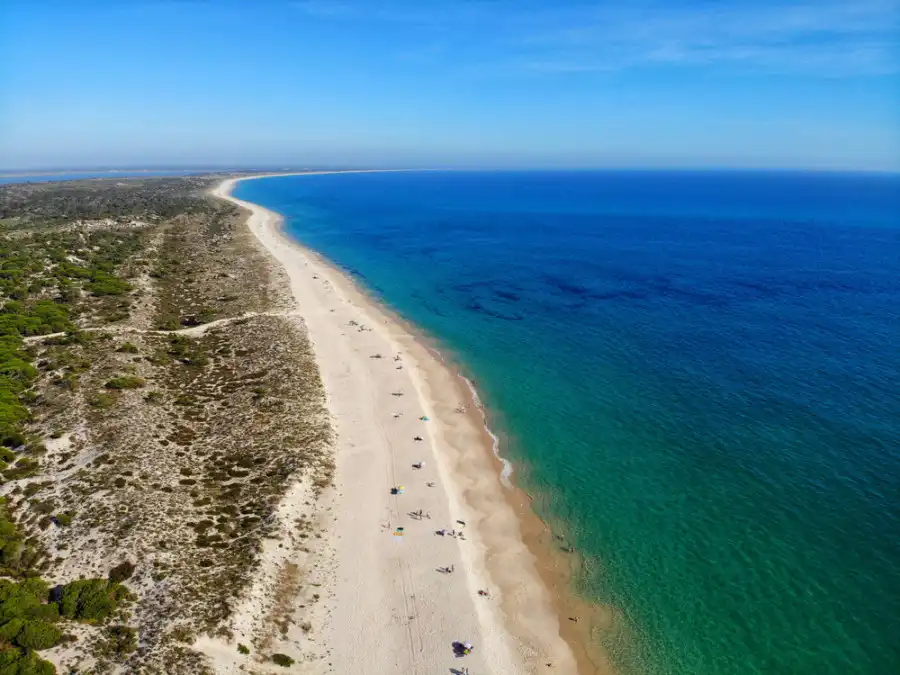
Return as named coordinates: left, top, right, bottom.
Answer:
left=210, top=174, right=580, bottom=674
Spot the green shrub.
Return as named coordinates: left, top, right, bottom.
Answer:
left=22, top=482, right=48, bottom=498
left=271, top=653, right=295, bottom=667
left=87, top=393, right=116, bottom=409
left=55, top=579, right=131, bottom=622
left=3, top=457, right=40, bottom=481
left=155, top=316, right=180, bottom=331
left=0, top=578, right=62, bottom=671
left=237, top=643, right=250, bottom=655
left=14, top=621, right=62, bottom=650
left=0, top=499, right=43, bottom=576
left=24, top=442, right=46, bottom=456
left=25, top=300, right=71, bottom=335
left=54, top=373, right=79, bottom=390
left=116, top=343, right=139, bottom=354
left=30, top=500, right=55, bottom=516
left=86, top=273, right=131, bottom=296
left=100, top=624, right=137, bottom=658
left=1, top=430, right=27, bottom=451
left=53, top=513, right=73, bottom=527
left=0, top=617, right=25, bottom=642
left=0, top=648, right=56, bottom=674
left=104, top=376, right=145, bottom=390
left=144, top=390, right=163, bottom=403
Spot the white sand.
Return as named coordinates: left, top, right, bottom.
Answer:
left=208, top=173, right=580, bottom=675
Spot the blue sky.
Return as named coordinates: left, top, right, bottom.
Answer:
left=1, top=0, right=898, bottom=171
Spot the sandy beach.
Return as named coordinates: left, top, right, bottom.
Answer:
left=208, top=174, right=581, bottom=674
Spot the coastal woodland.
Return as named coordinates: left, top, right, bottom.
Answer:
left=0, top=177, right=334, bottom=673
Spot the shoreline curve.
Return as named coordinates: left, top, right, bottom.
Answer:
left=212, top=171, right=606, bottom=674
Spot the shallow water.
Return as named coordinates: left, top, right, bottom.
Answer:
left=236, top=170, right=900, bottom=674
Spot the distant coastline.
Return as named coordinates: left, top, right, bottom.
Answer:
left=0, top=168, right=209, bottom=178
left=5, top=165, right=897, bottom=181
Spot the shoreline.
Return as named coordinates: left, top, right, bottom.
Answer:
left=399, top=312, right=617, bottom=675
left=211, top=172, right=609, bottom=674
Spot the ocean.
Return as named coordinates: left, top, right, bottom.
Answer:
left=234, top=170, right=900, bottom=675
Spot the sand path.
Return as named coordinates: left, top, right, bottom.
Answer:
left=22, top=310, right=302, bottom=344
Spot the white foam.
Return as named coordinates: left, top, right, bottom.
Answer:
left=427, top=340, right=516, bottom=490
left=461, top=374, right=514, bottom=488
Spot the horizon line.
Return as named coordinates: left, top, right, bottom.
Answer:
left=2, top=165, right=898, bottom=178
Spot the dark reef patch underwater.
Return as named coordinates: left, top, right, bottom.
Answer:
left=236, top=170, right=900, bottom=675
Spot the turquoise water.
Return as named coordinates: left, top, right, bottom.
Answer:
left=235, top=171, right=900, bottom=674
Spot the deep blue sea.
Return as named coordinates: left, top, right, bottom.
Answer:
left=235, top=170, right=900, bottom=675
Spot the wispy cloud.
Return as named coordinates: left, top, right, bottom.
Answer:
left=508, top=1, right=900, bottom=76
left=288, top=0, right=900, bottom=76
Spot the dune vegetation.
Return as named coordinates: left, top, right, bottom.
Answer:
left=0, top=177, right=333, bottom=673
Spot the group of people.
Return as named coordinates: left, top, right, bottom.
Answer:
left=436, top=528, right=466, bottom=540
left=386, top=353, right=483, bottom=667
